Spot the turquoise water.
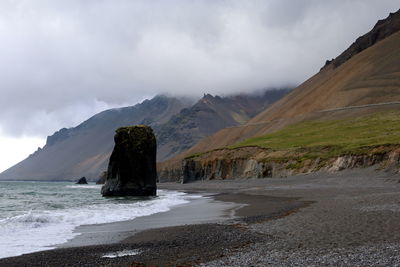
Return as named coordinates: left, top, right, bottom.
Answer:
left=0, top=181, right=192, bottom=258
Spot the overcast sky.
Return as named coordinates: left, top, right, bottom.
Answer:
left=0, top=0, right=399, bottom=172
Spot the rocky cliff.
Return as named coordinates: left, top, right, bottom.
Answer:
left=159, top=145, right=400, bottom=183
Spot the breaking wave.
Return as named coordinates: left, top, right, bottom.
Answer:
left=0, top=186, right=192, bottom=259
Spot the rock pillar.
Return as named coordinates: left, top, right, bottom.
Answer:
left=101, top=125, right=157, bottom=196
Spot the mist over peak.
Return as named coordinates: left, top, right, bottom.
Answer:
left=0, top=0, right=398, bottom=138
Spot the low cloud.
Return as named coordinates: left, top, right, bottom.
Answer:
left=0, top=0, right=399, bottom=137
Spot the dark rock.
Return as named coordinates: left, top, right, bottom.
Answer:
left=76, top=177, right=88, bottom=184
left=331, top=9, right=400, bottom=68
left=320, top=58, right=334, bottom=70
left=101, top=125, right=157, bottom=196
left=96, top=171, right=107, bottom=184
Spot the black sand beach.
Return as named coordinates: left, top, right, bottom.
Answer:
left=2, top=169, right=400, bottom=266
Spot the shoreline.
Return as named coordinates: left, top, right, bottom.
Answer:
left=59, top=191, right=244, bottom=248
left=2, top=169, right=400, bottom=266
left=58, top=182, right=308, bottom=249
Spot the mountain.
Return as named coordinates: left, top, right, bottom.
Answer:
left=0, top=95, right=191, bottom=181
left=155, top=89, right=290, bottom=160
left=159, top=9, right=400, bottom=182
left=0, top=90, right=288, bottom=181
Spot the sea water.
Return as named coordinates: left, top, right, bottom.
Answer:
left=0, top=181, right=194, bottom=259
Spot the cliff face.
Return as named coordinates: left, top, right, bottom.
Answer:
left=159, top=146, right=400, bottom=183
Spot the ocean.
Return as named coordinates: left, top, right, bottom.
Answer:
left=0, top=181, right=195, bottom=259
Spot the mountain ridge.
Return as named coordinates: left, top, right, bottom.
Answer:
left=0, top=90, right=288, bottom=181
left=155, top=89, right=290, bottom=160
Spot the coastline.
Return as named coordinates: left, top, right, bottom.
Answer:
left=58, top=192, right=244, bottom=248
left=1, top=168, right=400, bottom=266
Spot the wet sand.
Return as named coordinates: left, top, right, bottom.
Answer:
left=1, top=168, right=400, bottom=266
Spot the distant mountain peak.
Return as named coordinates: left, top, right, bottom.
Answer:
left=155, top=89, right=291, bottom=161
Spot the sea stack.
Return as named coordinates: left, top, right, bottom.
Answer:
left=76, top=177, right=88, bottom=184
left=101, top=125, right=157, bottom=197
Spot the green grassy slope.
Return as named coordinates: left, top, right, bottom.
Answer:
left=231, top=110, right=400, bottom=160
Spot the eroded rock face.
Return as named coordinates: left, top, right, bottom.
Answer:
left=158, top=146, right=400, bottom=183
left=101, top=126, right=157, bottom=196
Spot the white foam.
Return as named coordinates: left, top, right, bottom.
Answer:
left=102, top=249, right=141, bottom=258
left=0, top=190, right=195, bottom=259
left=65, top=185, right=101, bottom=189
